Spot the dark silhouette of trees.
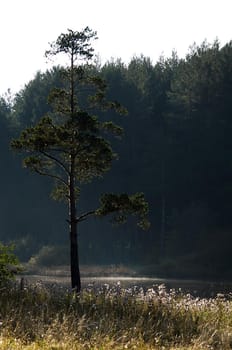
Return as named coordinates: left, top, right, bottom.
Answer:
left=0, top=37, right=229, bottom=280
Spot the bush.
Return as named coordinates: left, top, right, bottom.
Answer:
left=0, top=242, right=21, bottom=284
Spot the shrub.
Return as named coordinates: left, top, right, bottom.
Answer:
left=0, top=242, right=21, bottom=284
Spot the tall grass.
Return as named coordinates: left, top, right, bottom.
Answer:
left=1, top=281, right=232, bottom=349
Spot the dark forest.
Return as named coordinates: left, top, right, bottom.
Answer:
left=1, top=39, right=232, bottom=280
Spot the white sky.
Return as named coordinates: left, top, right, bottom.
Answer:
left=0, top=0, right=231, bottom=95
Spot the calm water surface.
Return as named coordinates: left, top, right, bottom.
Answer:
left=21, top=275, right=232, bottom=298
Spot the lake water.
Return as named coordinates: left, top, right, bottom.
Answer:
left=20, top=275, right=232, bottom=298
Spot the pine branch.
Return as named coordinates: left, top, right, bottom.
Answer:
left=41, top=150, right=70, bottom=175
left=33, top=168, right=68, bottom=186
left=47, top=147, right=71, bottom=154
left=77, top=210, right=96, bottom=222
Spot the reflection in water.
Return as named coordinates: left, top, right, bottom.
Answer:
left=20, top=275, right=232, bottom=298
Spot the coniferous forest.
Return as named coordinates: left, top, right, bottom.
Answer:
left=1, top=39, right=232, bottom=280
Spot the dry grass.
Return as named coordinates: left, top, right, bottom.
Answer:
left=1, top=282, right=232, bottom=349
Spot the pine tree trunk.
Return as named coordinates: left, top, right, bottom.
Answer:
left=69, top=162, right=81, bottom=292
left=68, top=54, right=81, bottom=291
left=70, top=220, right=81, bottom=291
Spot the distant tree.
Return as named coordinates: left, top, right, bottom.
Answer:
left=13, top=67, right=63, bottom=128
left=0, top=95, right=12, bottom=132
left=12, top=28, right=149, bottom=292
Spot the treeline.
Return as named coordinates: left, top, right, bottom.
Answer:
left=1, top=40, right=232, bottom=279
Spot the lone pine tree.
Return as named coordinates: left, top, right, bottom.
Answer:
left=12, top=28, right=149, bottom=292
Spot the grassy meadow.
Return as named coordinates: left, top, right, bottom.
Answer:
left=0, top=281, right=232, bottom=349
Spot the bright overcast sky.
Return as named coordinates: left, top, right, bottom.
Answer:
left=0, top=0, right=231, bottom=95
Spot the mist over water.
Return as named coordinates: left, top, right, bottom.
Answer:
left=20, top=274, right=232, bottom=298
